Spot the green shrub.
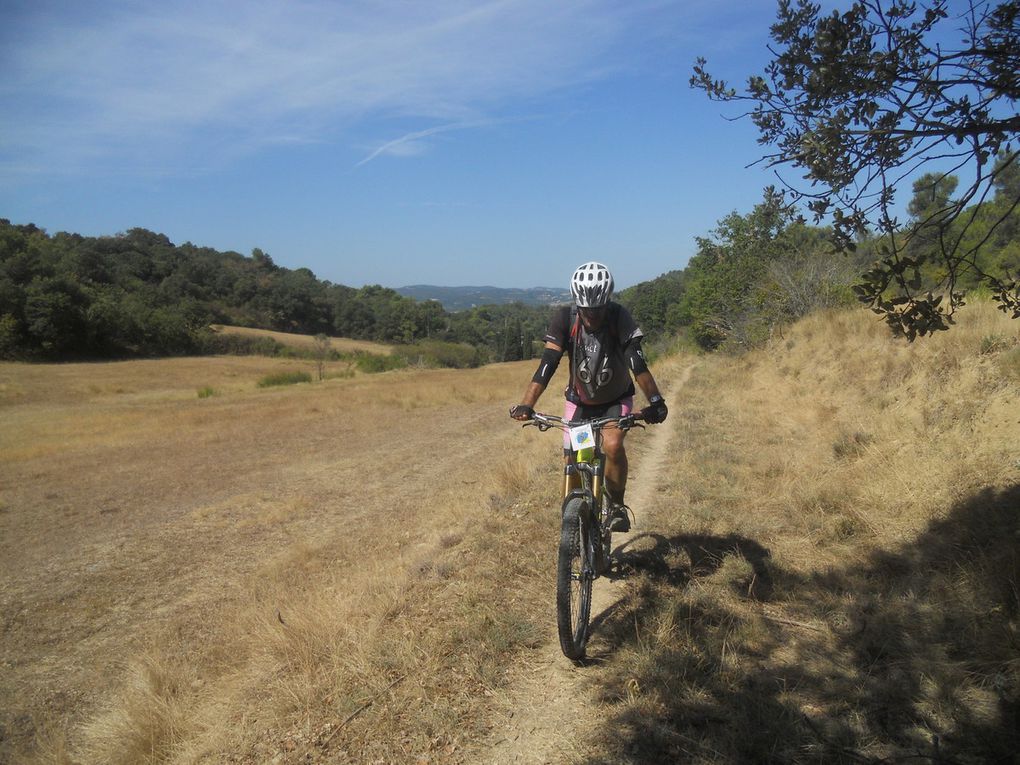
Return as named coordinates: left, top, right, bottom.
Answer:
left=257, top=371, right=312, bottom=388
left=199, top=331, right=284, bottom=357
left=391, top=340, right=482, bottom=369
left=197, top=386, right=216, bottom=398
left=355, top=353, right=406, bottom=374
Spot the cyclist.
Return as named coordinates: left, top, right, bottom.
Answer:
left=510, top=261, right=668, bottom=532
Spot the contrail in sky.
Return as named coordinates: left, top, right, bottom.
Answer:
left=355, top=121, right=490, bottom=167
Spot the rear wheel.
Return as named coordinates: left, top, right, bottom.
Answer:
left=557, top=497, right=593, bottom=660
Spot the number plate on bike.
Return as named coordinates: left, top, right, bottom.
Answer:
left=569, top=424, right=595, bottom=451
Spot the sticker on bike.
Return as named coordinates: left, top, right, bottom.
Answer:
left=569, top=424, right=595, bottom=451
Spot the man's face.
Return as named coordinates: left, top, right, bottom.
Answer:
left=578, top=305, right=606, bottom=331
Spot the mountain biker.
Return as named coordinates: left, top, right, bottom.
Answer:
left=509, top=261, right=668, bottom=532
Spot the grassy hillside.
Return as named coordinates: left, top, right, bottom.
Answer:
left=1, top=301, right=1017, bottom=763
left=576, top=301, right=1020, bottom=763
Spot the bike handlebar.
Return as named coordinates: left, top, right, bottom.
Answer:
left=523, top=410, right=645, bottom=433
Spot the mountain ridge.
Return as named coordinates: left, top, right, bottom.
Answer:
left=396, top=284, right=571, bottom=311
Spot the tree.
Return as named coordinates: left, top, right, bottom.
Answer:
left=312, top=333, right=331, bottom=380
left=617, top=270, right=689, bottom=336
left=676, top=190, right=802, bottom=349
left=692, top=0, right=1020, bottom=339
left=0, top=313, right=21, bottom=359
left=907, top=173, right=959, bottom=223
left=23, top=277, right=87, bottom=354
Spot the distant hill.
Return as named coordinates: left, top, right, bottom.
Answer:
left=396, top=285, right=571, bottom=312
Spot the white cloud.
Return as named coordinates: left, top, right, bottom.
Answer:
left=0, top=0, right=680, bottom=178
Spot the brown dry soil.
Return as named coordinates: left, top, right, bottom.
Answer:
left=0, top=355, right=686, bottom=763
left=0, top=358, right=512, bottom=760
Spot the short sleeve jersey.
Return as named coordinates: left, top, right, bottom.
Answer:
left=543, top=302, right=644, bottom=405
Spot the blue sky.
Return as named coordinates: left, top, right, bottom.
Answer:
left=1, top=1, right=785, bottom=290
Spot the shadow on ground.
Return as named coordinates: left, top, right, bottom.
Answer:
left=581, top=484, right=1020, bottom=764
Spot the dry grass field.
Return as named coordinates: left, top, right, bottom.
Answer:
left=2, top=303, right=1018, bottom=764
left=0, top=353, right=570, bottom=763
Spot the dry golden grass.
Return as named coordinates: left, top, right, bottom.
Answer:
left=209, top=324, right=393, bottom=355
left=0, top=351, right=575, bottom=764
left=575, top=300, right=1020, bottom=763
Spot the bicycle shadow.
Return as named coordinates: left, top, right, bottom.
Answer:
left=586, top=530, right=774, bottom=655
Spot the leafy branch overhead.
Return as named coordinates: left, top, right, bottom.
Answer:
left=692, top=0, right=1020, bottom=339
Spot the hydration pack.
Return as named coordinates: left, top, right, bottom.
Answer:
left=568, top=304, right=620, bottom=402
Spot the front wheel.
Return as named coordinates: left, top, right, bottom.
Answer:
left=557, top=497, right=593, bottom=660
left=595, top=494, right=613, bottom=576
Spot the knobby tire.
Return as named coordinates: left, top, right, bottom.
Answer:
left=557, top=497, right=593, bottom=660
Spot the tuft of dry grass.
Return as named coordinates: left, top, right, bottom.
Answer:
left=78, top=651, right=200, bottom=765
left=576, top=300, right=1020, bottom=764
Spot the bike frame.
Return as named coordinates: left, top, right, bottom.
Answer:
left=530, top=413, right=642, bottom=564
left=530, top=411, right=634, bottom=508
left=524, top=411, right=643, bottom=659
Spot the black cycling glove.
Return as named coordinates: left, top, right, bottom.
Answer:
left=509, top=404, right=534, bottom=420
left=641, top=395, right=668, bottom=424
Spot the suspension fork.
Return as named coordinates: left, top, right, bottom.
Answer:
left=562, top=447, right=604, bottom=502
left=562, top=458, right=607, bottom=578
left=562, top=460, right=604, bottom=528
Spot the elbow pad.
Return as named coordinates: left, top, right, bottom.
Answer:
left=532, top=347, right=562, bottom=386
left=625, top=341, right=649, bottom=376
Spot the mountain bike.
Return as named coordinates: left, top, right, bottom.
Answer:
left=522, top=411, right=644, bottom=660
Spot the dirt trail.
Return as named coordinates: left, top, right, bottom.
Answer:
left=482, top=360, right=694, bottom=764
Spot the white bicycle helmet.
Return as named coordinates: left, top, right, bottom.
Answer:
left=570, top=262, right=614, bottom=307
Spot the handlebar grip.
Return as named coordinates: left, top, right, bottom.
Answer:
left=522, top=419, right=552, bottom=431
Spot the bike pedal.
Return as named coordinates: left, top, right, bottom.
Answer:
left=608, top=503, right=632, bottom=533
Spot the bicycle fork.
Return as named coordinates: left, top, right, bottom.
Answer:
left=563, top=458, right=610, bottom=578
left=562, top=451, right=603, bottom=502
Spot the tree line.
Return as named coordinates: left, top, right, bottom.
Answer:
left=4, top=153, right=1017, bottom=365
left=0, top=221, right=549, bottom=364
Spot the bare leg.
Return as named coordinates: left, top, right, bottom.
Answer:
left=601, top=428, right=628, bottom=504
